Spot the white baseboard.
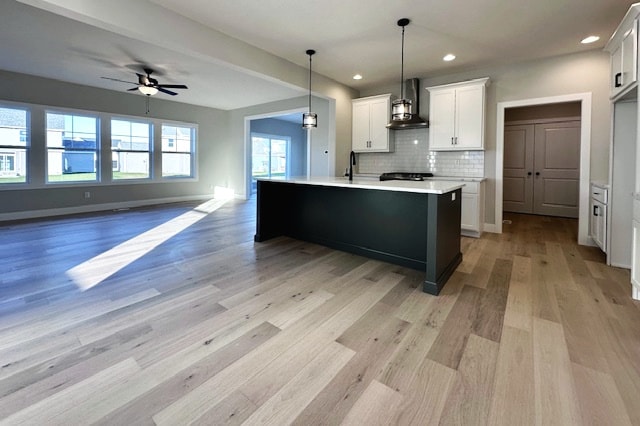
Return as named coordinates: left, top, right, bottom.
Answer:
left=0, top=194, right=219, bottom=222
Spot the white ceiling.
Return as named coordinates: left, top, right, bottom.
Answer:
left=2, top=0, right=635, bottom=111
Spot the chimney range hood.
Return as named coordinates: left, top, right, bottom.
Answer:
left=386, top=78, right=429, bottom=130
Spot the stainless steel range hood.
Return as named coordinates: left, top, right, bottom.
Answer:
left=386, top=78, right=429, bottom=130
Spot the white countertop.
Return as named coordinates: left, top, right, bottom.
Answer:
left=257, top=176, right=465, bottom=194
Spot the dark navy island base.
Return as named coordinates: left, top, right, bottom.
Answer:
left=254, top=179, right=463, bottom=295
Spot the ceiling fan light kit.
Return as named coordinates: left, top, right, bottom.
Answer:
left=302, top=49, right=318, bottom=129
left=138, top=85, right=158, bottom=96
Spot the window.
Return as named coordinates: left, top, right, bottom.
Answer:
left=0, top=106, right=29, bottom=184
left=162, top=124, right=195, bottom=178
left=46, top=112, right=99, bottom=183
left=251, top=134, right=289, bottom=193
left=111, top=119, right=152, bottom=180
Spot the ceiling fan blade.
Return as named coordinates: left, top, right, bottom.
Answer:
left=101, top=76, right=138, bottom=85
left=157, top=87, right=178, bottom=96
left=157, top=84, right=188, bottom=89
left=127, top=87, right=139, bottom=92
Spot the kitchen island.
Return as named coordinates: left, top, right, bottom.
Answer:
left=254, top=177, right=464, bottom=295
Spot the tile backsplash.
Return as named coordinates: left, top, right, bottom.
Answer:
left=357, top=128, right=484, bottom=177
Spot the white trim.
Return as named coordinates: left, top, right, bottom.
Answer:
left=0, top=194, right=217, bottom=222
left=495, top=93, right=592, bottom=245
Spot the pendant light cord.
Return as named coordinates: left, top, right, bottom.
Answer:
left=308, top=53, right=312, bottom=112
left=400, top=24, right=405, bottom=100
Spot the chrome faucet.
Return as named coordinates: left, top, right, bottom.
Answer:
left=348, top=150, right=356, bottom=181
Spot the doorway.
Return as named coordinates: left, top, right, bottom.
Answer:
left=250, top=133, right=290, bottom=194
left=495, top=93, right=592, bottom=246
left=503, top=102, right=581, bottom=218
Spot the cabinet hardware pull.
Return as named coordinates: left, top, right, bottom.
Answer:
left=535, top=172, right=540, bottom=176
left=527, top=172, right=532, bottom=176
left=593, top=205, right=598, bottom=216
left=451, top=137, right=454, bottom=145
left=615, top=72, right=622, bottom=87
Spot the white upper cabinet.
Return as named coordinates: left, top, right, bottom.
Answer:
left=606, top=5, right=639, bottom=100
left=352, top=94, right=393, bottom=152
left=427, top=78, right=489, bottom=151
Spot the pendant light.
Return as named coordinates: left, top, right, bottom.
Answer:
left=391, top=18, right=412, bottom=121
left=302, top=49, right=317, bottom=129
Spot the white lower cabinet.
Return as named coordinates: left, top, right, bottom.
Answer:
left=461, top=181, right=484, bottom=237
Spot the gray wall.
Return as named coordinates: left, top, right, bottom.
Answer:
left=360, top=49, right=611, bottom=226
left=250, top=117, right=307, bottom=177
left=0, top=69, right=227, bottom=217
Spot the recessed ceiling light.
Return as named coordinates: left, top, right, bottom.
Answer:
left=353, top=74, right=363, bottom=80
left=581, top=35, right=600, bottom=44
left=443, top=54, right=456, bottom=62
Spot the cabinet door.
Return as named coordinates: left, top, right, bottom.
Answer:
left=621, top=20, right=638, bottom=90
left=611, top=43, right=623, bottom=95
left=591, top=200, right=606, bottom=250
left=368, top=97, right=390, bottom=151
left=461, top=193, right=478, bottom=231
left=352, top=102, right=371, bottom=152
left=429, top=89, right=456, bottom=150
left=456, top=84, right=485, bottom=149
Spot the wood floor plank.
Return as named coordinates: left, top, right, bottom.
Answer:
left=571, top=362, right=632, bottom=426
left=426, top=285, right=483, bottom=370
left=532, top=317, right=582, bottom=425
left=239, top=341, right=354, bottom=426
left=0, top=357, right=141, bottom=425
left=339, top=380, right=403, bottom=426
left=439, top=334, right=500, bottom=426
left=503, top=255, right=533, bottom=331
left=92, top=322, right=280, bottom=426
left=391, top=357, right=457, bottom=425
left=292, top=302, right=410, bottom=425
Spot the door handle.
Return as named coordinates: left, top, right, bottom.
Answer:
left=615, top=72, right=622, bottom=88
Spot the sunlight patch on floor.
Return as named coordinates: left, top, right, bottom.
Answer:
left=66, top=197, right=230, bottom=291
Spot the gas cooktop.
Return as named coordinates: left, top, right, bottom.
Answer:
left=379, top=172, right=434, bottom=181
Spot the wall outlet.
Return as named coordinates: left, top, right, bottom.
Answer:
left=84, top=191, right=91, bottom=199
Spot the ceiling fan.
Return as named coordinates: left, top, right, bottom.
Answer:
left=101, top=68, right=188, bottom=96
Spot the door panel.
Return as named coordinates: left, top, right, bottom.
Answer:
left=534, top=122, right=580, bottom=217
left=503, top=125, right=534, bottom=213
left=503, top=120, right=580, bottom=218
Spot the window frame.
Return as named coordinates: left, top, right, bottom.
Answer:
left=45, top=110, right=101, bottom=185
left=161, top=122, right=197, bottom=180
left=0, top=104, right=30, bottom=186
left=110, top=117, right=153, bottom=181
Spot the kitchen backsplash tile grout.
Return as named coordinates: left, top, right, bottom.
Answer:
left=357, top=128, right=485, bottom=177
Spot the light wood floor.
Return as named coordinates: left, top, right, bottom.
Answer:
left=0, top=198, right=639, bottom=425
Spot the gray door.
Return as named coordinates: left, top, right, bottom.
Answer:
left=504, top=121, right=580, bottom=218
left=504, top=124, right=534, bottom=213
left=533, top=121, right=580, bottom=218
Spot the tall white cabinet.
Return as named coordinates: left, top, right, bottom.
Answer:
left=605, top=3, right=640, bottom=300
left=427, top=78, right=489, bottom=150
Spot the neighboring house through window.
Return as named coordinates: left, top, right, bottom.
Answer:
left=111, top=118, right=152, bottom=180
left=162, top=124, right=195, bottom=178
left=46, top=112, right=99, bottom=183
left=0, top=106, right=29, bottom=184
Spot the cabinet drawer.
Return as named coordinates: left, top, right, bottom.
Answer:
left=591, top=184, right=608, bottom=204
